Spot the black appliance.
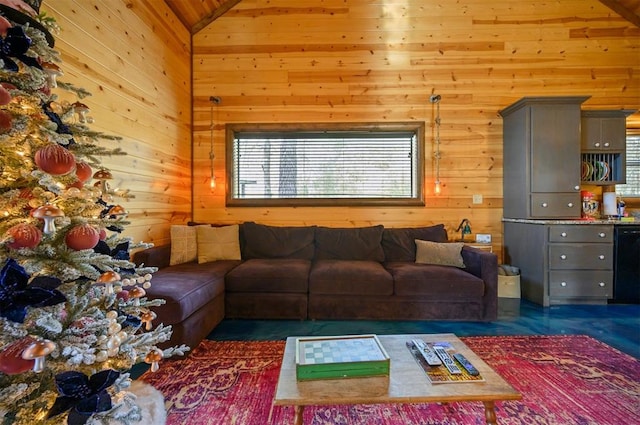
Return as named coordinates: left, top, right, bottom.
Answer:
left=613, top=225, right=640, bottom=303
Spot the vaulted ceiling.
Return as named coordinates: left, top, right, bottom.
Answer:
left=164, top=0, right=640, bottom=34
left=163, top=0, right=241, bottom=34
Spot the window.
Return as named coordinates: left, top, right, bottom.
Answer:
left=226, top=123, right=424, bottom=206
left=617, top=135, right=640, bottom=197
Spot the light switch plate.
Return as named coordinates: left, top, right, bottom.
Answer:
left=475, top=234, right=491, bottom=243
left=472, top=194, right=483, bottom=204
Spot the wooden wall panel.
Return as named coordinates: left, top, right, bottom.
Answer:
left=192, top=0, right=639, bottom=261
left=44, top=0, right=192, bottom=248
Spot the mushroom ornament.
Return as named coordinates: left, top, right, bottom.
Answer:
left=93, top=169, right=112, bottom=192
left=71, top=101, right=91, bottom=123
left=140, top=310, right=157, bottom=331
left=144, top=348, right=163, bottom=372
left=96, top=270, right=120, bottom=295
left=41, top=62, right=63, bottom=88
left=128, top=286, right=146, bottom=307
left=21, top=339, right=56, bottom=373
left=31, top=203, right=64, bottom=234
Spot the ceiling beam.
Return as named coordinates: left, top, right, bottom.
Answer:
left=192, top=0, right=242, bottom=34
left=599, top=0, right=640, bottom=27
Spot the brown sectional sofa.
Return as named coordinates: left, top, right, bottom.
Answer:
left=133, top=222, right=498, bottom=348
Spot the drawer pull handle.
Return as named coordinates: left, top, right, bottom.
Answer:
left=542, top=202, right=548, bottom=208
left=599, top=232, right=606, bottom=238
left=561, top=281, right=567, bottom=287
left=595, top=142, right=601, bottom=147
left=567, top=202, right=574, bottom=208
left=560, top=232, right=567, bottom=237
left=560, top=254, right=567, bottom=260
left=599, top=255, right=605, bottom=260
left=599, top=282, right=605, bottom=287
left=574, top=185, right=580, bottom=191
left=604, top=142, right=610, bottom=147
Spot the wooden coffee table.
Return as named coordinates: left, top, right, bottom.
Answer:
left=274, top=333, right=521, bottom=425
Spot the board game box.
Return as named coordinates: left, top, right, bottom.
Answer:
left=295, top=334, right=390, bottom=381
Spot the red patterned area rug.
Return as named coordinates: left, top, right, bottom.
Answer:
left=140, top=335, right=640, bottom=425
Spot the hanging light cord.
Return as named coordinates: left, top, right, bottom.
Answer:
left=430, top=94, right=441, bottom=193
left=209, top=96, right=221, bottom=190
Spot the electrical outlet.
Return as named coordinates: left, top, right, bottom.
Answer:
left=472, top=194, right=483, bottom=204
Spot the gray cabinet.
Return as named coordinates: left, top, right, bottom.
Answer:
left=580, top=110, right=635, bottom=185
left=581, top=110, right=633, bottom=151
left=500, top=97, right=588, bottom=219
left=503, top=221, right=613, bottom=306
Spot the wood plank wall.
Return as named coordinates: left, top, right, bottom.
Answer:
left=44, top=0, right=192, bottom=248
left=192, top=0, right=640, bottom=261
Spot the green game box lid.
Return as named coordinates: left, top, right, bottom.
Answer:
left=295, top=334, right=390, bottom=381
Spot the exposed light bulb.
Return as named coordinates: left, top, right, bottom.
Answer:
left=434, top=180, right=441, bottom=195
left=210, top=176, right=216, bottom=191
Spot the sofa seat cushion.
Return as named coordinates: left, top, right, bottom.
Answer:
left=385, top=262, right=484, bottom=298
left=309, top=260, right=393, bottom=295
left=225, top=259, right=310, bottom=293
left=145, top=260, right=240, bottom=325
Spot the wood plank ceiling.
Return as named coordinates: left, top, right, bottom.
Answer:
left=164, top=0, right=640, bottom=33
left=163, top=0, right=241, bottom=34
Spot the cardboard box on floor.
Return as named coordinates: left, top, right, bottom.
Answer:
left=498, top=275, right=521, bottom=298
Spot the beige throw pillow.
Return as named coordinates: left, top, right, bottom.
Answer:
left=197, top=225, right=241, bottom=263
left=169, top=225, right=198, bottom=265
left=415, top=239, right=465, bottom=268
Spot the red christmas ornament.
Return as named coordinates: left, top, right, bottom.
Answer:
left=75, top=161, right=92, bottom=183
left=0, top=110, right=12, bottom=132
left=0, top=85, right=11, bottom=105
left=6, top=223, right=42, bottom=249
left=0, top=336, right=36, bottom=375
left=65, top=224, right=100, bottom=250
left=0, top=16, right=11, bottom=36
left=116, top=289, right=129, bottom=301
left=66, top=180, right=84, bottom=189
left=34, top=144, right=76, bottom=175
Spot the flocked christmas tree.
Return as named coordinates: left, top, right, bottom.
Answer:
left=0, top=1, right=187, bottom=423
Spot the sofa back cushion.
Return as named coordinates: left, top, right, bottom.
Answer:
left=242, top=222, right=316, bottom=260
left=382, top=224, right=448, bottom=262
left=315, top=225, right=385, bottom=261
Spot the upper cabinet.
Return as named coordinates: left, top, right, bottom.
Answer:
left=581, top=110, right=634, bottom=151
left=500, top=96, right=589, bottom=219
left=580, top=110, right=635, bottom=185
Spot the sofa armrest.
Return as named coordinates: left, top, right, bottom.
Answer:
left=132, top=244, right=172, bottom=269
left=461, top=246, right=498, bottom=321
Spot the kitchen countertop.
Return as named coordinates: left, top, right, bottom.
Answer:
left=502, top=218, right=638, bottom=225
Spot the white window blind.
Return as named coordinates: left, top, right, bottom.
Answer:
left=618, top=135, right=640, bottom=197
left=227, top=124, right=424, bottom=206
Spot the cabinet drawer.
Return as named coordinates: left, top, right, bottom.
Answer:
left=549, top=271, right=612, bottom=297
left=549, top=225, right=613, bottom=243
left=548, top=244, right=613, bottom=269
left=531, top=193, right=580, bottom=218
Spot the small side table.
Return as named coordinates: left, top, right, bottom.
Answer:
left=461, top=243, right=493, bottom=253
